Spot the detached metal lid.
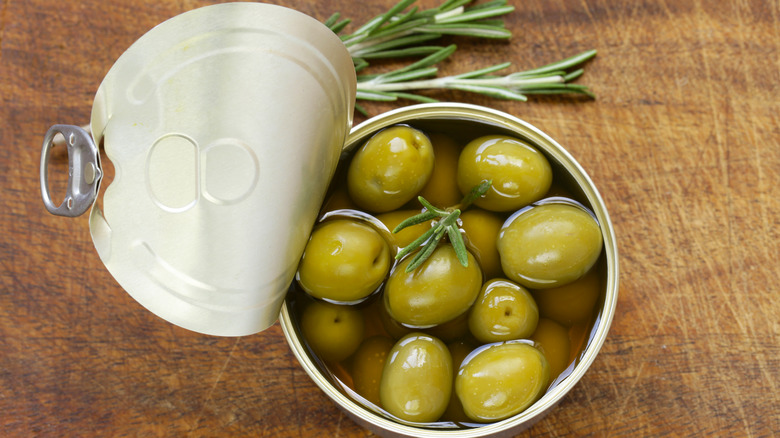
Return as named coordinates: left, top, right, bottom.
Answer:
left=40, top=3, right=356, bottom=336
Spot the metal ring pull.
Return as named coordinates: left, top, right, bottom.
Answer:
left=40, top=124, right=101, bottom=217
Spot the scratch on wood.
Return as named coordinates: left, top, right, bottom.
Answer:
left=610, top=360, right=647, bottom=436
left=189, top=337, right=242, bottom=431
left=730, top=0, right=780, bottom=414
left=335, top=410, right=343, bottom=437
left=291, top=351, right=302, bottom=438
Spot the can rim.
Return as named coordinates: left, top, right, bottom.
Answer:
left=281, top=102, right=619, bottom=437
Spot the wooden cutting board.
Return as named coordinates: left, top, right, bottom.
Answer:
left=1, top=0, right=777, bottom=436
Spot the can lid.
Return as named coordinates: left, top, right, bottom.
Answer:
left=86, top=3, right=356, bottom=336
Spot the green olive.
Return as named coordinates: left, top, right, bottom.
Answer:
left=297, top=219, right=392, bottom=302
left=455, top=341, right=549, bottom=422
left=448, top=340, right=477, bottom=373
left=418, top=133, right=463, bottom=208
left=459, top=208, right=505, bottom=281
left=384, top=244, right=482, bottom=327
left=376, top=209, right=433, bottom=249
left=532, top=268, right=601, bottom=326
left=530, top=318, right=571, bottom=384
left=468, top=279, right=539, bottom=343
left=319, top=184, right=356, bottom=215
left=422, top=310, right=470, bottom=344
left=351, top=335, right=395, bottom=406
left=457, top=135, right=552, bottom=212
left=498, top=203, right=602, bottom=289
left=348, top=125, right=434, bottom=213
left=441, top=340, right=477, bottom=423
left=377, top=299, right=415, bottom=340
left=301, top=301, right=364, bottom=363
left=380, top=333, right=453, bottom=423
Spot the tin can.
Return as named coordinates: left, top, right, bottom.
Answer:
left=280, top=103, right=619, bottom=437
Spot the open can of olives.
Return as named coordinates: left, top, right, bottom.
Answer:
left=279, top=103, right=619, bottom=437
left=38, top=3, right=617, bottom=434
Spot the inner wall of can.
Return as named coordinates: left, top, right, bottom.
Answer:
left=280, top=103, right=619, bottom=438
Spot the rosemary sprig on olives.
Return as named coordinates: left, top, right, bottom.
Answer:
left=393, top=181, right=492, bottom=272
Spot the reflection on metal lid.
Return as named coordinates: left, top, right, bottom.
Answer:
left=86, top=3, right=356, bottom=336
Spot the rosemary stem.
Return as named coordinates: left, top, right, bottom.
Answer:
left=359, top=74, right=566, bottom=92
left=433, top=6, right=464, bottom=21
left=348, top=29, right=421, bottom=56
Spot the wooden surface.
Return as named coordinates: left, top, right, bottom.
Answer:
left=1, top=0, right=778, bottom=436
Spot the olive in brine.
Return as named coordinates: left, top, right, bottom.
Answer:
left=348, top=125, right=434, bottom=213
left=468, top=279, right=539, bottom=344
left=351, top=335, right=395, bottom=406
left=297, top=219, right=391, bottom=302
left=498, top=203, right=602, bottom=289
left=441, top=340, right=477, bottom=423
left=459, top=208, right=504, bottom=281
left=530, top=318, right=571, bottom=383
left=379, top=334, right=453, bottom=423
left=457, top=135, right=552, bottom=212
left=384, top=244, right=482, bottom=327
left=532, top=268, right=601, bottom=326
left=376, top=209, right=432, bottom=249
left=422, top=310, right=470, bottom=344
left=301, top=301, right=364, bottom=363
left=418, top=132, right=463, bottom=208
left=455, top=342, right=549, bottom=422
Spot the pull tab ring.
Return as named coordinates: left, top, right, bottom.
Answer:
left=40, top=124, right=101, bottom=217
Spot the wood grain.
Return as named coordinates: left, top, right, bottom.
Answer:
left=1, top=0, right=778, bottom=436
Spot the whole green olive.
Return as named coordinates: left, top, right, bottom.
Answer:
left=422, top=310, right=470, bottom=344
left=418, top=132, right=463, bottom=208
left=457, top=135, right=552, bottom=212
left=455, top=341, right=549, bottom=422
left=348, top=125, right=434, bottom=213
left=441, top=340, right=477, bottom=423
left=376, top=209, right=432, bottom=249
left=384, top=244, right=482, bottom=327
left=377, top=298, right=414, bottom=340
left=351, top=335, right=395, bottom=406
left=498, top=203, right=602, bottom=289
left=459, top=208, right=505, bottom=281
left=468, top=279, right=539, bottom=343
left=532, top=268, right=601, bottom=326
left=297, top=219, right=392, bottom=302
left=530, top=318, right=571, bottom=384
left=301, top=300, right=364, bottom=363
left=319, top=184, right=356, bottom=215
left=379, top=333, right=453, bottom=423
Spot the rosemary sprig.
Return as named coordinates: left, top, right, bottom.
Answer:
left=356, top=48, right=597, bottom=104
left=394, top=197, right=464, bottom=272
left=457, top=179, right=493, bottom=210
left=393, top=181, right=492, bottom=272
left=329, top=0, right=514, bottom=67
left=324, top=0, right=597, bottom=113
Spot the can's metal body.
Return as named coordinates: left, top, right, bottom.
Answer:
left=280, top=103, right=619, bottom=437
